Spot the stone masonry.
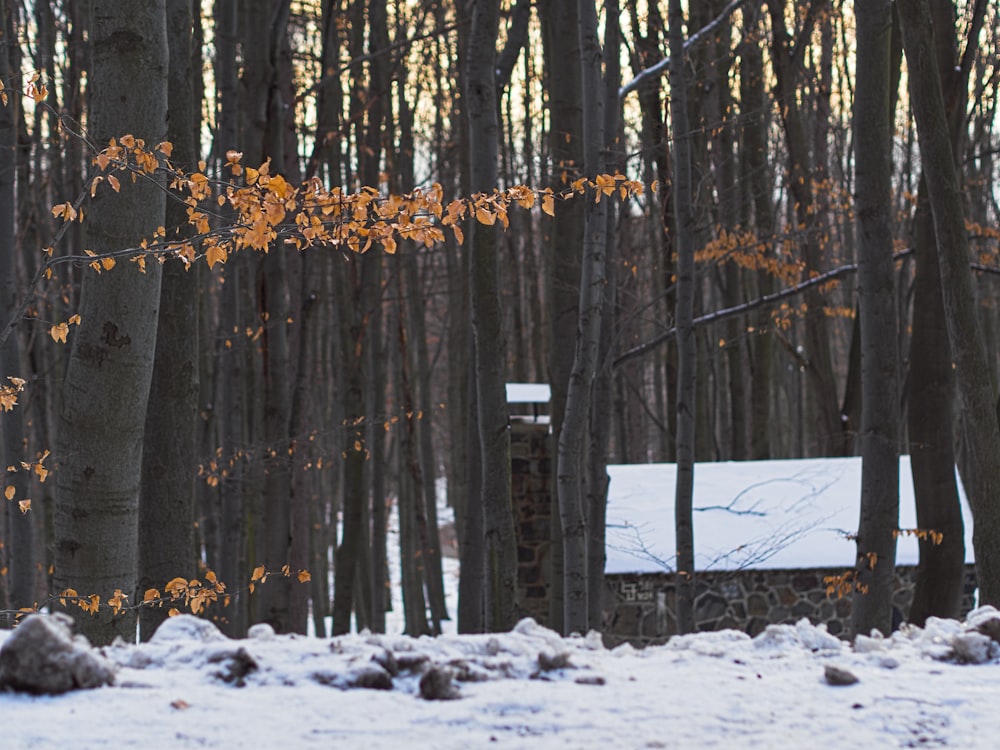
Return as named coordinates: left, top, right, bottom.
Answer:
left=602, top=565, right=980, bottom=647
left=510, top=419, right=553, bottom=627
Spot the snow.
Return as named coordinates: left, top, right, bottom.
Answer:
left=505, top=382, right=551, bottom=403
left=6, top=610, right=1000, bottom=748
left=5, top=455, right=994, bottom=747
left=606, top=456, right=975, bottom=574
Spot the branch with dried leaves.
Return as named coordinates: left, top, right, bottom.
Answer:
left=0, top=565, right=311, bottom=626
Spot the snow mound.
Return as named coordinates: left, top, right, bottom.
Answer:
left=150, top=614, right=230, bottom=644
left=0, top=613, right=114, bottom=694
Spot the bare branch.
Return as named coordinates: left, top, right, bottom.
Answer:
left=612, top=249, right=913, bottom=370
left=618, top=0, right=753, bottom=99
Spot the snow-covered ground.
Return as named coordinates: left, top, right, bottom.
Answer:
left=5, top=609, right=1000, bottom=748
left=5, top=458, right=994, bottom=748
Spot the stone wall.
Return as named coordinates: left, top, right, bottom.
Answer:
left=602, top=565, right=980, bottom=648
left=510, top=419, right=553, bottom=627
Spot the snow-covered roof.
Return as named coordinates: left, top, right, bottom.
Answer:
left=605, top=456, right=975, bottom=575
left=505, top=382, right=551, bottom=403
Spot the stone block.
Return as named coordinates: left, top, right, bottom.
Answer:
left=747, top=593, right=768, bottom=616
left=694, top=592, right=728, bottom=622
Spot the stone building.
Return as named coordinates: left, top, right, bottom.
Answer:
left=506, top=383, right=554, bottom=627
left=602, top=457, right=977, bottom=646
left=504, top=389, right=976, bottom=647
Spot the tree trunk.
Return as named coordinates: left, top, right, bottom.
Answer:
left=908, top=186, right=965, bottom=624
left=0, top=0, right=32, bottom=614
left=138, top=0, right=200, bottom=641
left=851, top=0, right=900, bottom=637
left=466, top=0, right=518, bottom=632
left=540, top=0, right=584, bottom=635
left=436, top=0, right=478, bottom=635
left=585, top=0, right=621, bottom=631
left=738, top=13, right=776, bottom=460
left=54, top=0, right=167, bottom=645
left=556, top=0, right=607, bottom=636
left=906, top=0, right=973, bottom=625
left=898, top=0, right=1000, bottom=606
left=669, top=0, right=696, bottom=635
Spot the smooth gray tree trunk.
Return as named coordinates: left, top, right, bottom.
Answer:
left=54, top=0, right=167, bottom=645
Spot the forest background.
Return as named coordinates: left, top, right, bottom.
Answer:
left=0, top=0, right=998, bottom=646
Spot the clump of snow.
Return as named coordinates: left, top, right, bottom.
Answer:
left=0, top=613, right=114, bottom=694
left=752, top=619, right=842, bottom=654
left=4, top=612, right=1000, bottom=748
left=150, top=614, right=229, bottom=644
left=247, top=623, right=275, bottom=641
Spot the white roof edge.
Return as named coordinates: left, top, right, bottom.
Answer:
left=505, top=382, right=551, bottom=403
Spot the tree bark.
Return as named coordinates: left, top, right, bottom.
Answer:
left=851, top=0, right=900, bottom=637
left=138, top=0, right=200, bottom=641
left=54, top=0, right=167, bottom=645
left=898, top=0, right=1000, bottom=606
left=586, top=0, right=621, bottom=631
left=907, top=0, right=975, bottom=625
left=738, top=12, right=777, bottom=460
left=908, top=185, right=965, bottom=624
left=466, top=0, right=518, bottom=632
left=669, top=0, right=696, bottom=635
left=556, top=0, right=607, bottom=636
left=539, top=0, right=584, bottom=635
left=0, top=0, right=32, bottom=614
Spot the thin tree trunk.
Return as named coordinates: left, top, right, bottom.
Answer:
left=138, top=0, right=200, bottom=641
left=467, top=0, right=518, bottom=632
left=669, top=0, right=696, bottom=635
left=585, top=0, right=621, bottom=631
left=738, top=13, right=776, bottom=461
left=556, top=0, right=607, bottom=636
left=540, top=0, right=584, bottom=634
left=908, top=186, right=965, bottom=624
left=0, top=0, right=32, bottom=614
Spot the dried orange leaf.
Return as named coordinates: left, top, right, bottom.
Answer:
left=49, top=322, right=69, bottom=344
